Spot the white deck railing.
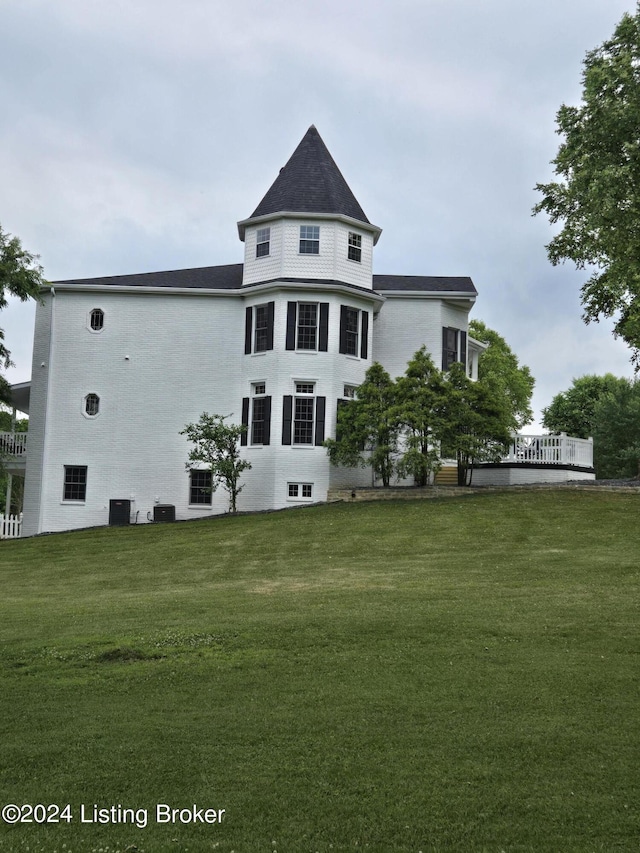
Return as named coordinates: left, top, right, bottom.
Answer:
left=0, top=432, right=27, bottom=457
left=0, top=513, right=23, bottom=539
left=503, top=433, right=593, bottom=468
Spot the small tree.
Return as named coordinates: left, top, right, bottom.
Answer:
left=439, top=363, right=512, bottom=486
left=180, top=413, right=251, bottom=513
left=325, top=363, right=400, bottom=486
left=542, top=374, right=627, bottom=438
left=0, top=225, right=45, bottom=404
left=394, top=346, right=444, bottom=486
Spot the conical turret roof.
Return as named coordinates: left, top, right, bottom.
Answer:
left=248, top=126, right=371, bottom=224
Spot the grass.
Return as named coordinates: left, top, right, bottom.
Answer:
left=0, top=490, right=639, bottom=852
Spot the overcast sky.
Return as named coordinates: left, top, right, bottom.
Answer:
left=1, top=0, right=636, bottom=429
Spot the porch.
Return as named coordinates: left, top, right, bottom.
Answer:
left=472, top=433, right=595, bottom=486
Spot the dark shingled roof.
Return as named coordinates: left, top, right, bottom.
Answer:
left=373, top=274, right=477, bottom=294
left=53, top=266, right=476, bottom=297
left=54, top=264, right=245, bottom=290
left=249, top=126, right=370, bottom=224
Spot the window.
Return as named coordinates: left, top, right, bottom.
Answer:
left=442, top=327, right=467, bottom=372
left=189, top=470, right=212, bottom=505
left=297, top=303, right=318, bottom=350
left=63, top=466, right=87, bottom=502
left=89, top=308, right=104, bottom=331
left=251, top=397, right=267, bottom=444
left=339, top=306, right=369, bottom=359
left=241, top=385, right=271, bottom=446
left=281, top=387, right=326, bottom=446
left=245, top=302, right=274, bottom=354
left=299, top=225, right=320, bottom=254
left=84, top=393, right=100, bottom=417
left=343, top=385, right=357, bottom=399
left=348, top=232, right=362, bottom=262
left=286, top=302, right=329, bottom=352
left=254, top=305, right=270, bottom=352
left=256, top=227, right=270, bottom=258
left=288, top=483, right=313, bottom=500
left=342, top=307, right=359, bottom=356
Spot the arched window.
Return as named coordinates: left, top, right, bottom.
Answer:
left=90, top=308, right=104, bottom=331
left=85, top=393, right=100, bottom=417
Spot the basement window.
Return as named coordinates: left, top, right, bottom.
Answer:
left=288, top=483, right=313, bottom=500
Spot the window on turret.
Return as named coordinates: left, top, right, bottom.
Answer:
left=299, top=225, right=319, bottom=254
left=256, top=227, right=270, bottom=257
left=348, top=232, right=362, bottom=262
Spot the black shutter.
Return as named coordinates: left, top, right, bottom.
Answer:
left=460, top=330, right=467, bottom=369
left=339, top=305, right=348, bottom=354
left=266, top=301, right=275, bottom=351
left=336, top=398, right=346, bottom=442
left=286, top=302, right=296, bottom=350
left=442, top=327, right=448, bottom=371
left=244, top=307, right=253, bottom=355
left=263, top=396, right=272, bottom=446
left=360, top=310, right=369, bottom=359
left=315, top=396, right=326, bottom=445
left=241, top=397, right=250, bottom=446
left=319, top=303, right=329, bottom=352
left=282, top=395, right=293, bottom=444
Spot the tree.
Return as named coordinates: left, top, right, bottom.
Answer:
left=0, top=411, right=28, bottom=515
left=438, top=363, right=512, bottom=486
left=468, top=320, right=535, bottom=430
left=592, top=379, right=640, bottom=478
left=0, top=225, right=45, bottom=403
left=541, top=373, right=628, bottom=438
left=394, top=347, right=444, bottom=486
left=180, top=413, right=251, bottom=513
left=533, top=7, right=640, bottom=366
left=325, top=363, right=400, bottom=486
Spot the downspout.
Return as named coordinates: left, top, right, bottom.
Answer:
left=37, top=287, right=55, bottom=534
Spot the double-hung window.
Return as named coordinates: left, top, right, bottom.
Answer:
left=442, top=327, right=467, bottom=371
left=282, top=383, right=326, bottom=446
left=286, top=302, right=329, bottom=352
left=339, top=306, right=369, bottom=359
left=348, top=232, right=362, bottom=262
left=245, top=302, right=275, bottom=354
left=299, top=225, right=320, bottom=254
left=63, top=465, right=87, bottom=502
left=241, top=383, right=271, bottom=446
left=256, top=227, right=270, bottom=258
left=189, top=470, right=212, bottom=505
left=297, top=303, right=318, bottom=350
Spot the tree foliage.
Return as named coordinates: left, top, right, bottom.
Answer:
left=0, top=225, right=45, bottom=403
left=327, top=337, right=519, bottom=487
left=592, top=379, right=640, bottom=478
left=542, top=373, right=627, bottom=439
left=180, top=413, right=251, bottom=513
left=543, top=374, right=640, bottom=478
left=394, top=347, right=443, bottom=486
left=325, top=363, right=401, bottom=486
left=533, top=7, right=640, bottom=365
left=439, top=363, right=512, bottom=486
left=469, top=320, right=535, bottom=430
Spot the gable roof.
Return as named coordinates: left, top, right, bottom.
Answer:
left=247, top=126, right=371, bottom=225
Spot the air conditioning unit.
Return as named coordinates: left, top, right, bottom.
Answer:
left=153, top=504, right=176, bottom=523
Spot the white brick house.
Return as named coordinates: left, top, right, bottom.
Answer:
left=17, top=126, right=483, bottom=535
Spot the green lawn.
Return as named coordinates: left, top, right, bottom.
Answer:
left=0, top=490, right=639, bottom=852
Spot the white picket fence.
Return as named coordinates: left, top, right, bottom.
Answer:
left=0, top=513, right=23, bottom=539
